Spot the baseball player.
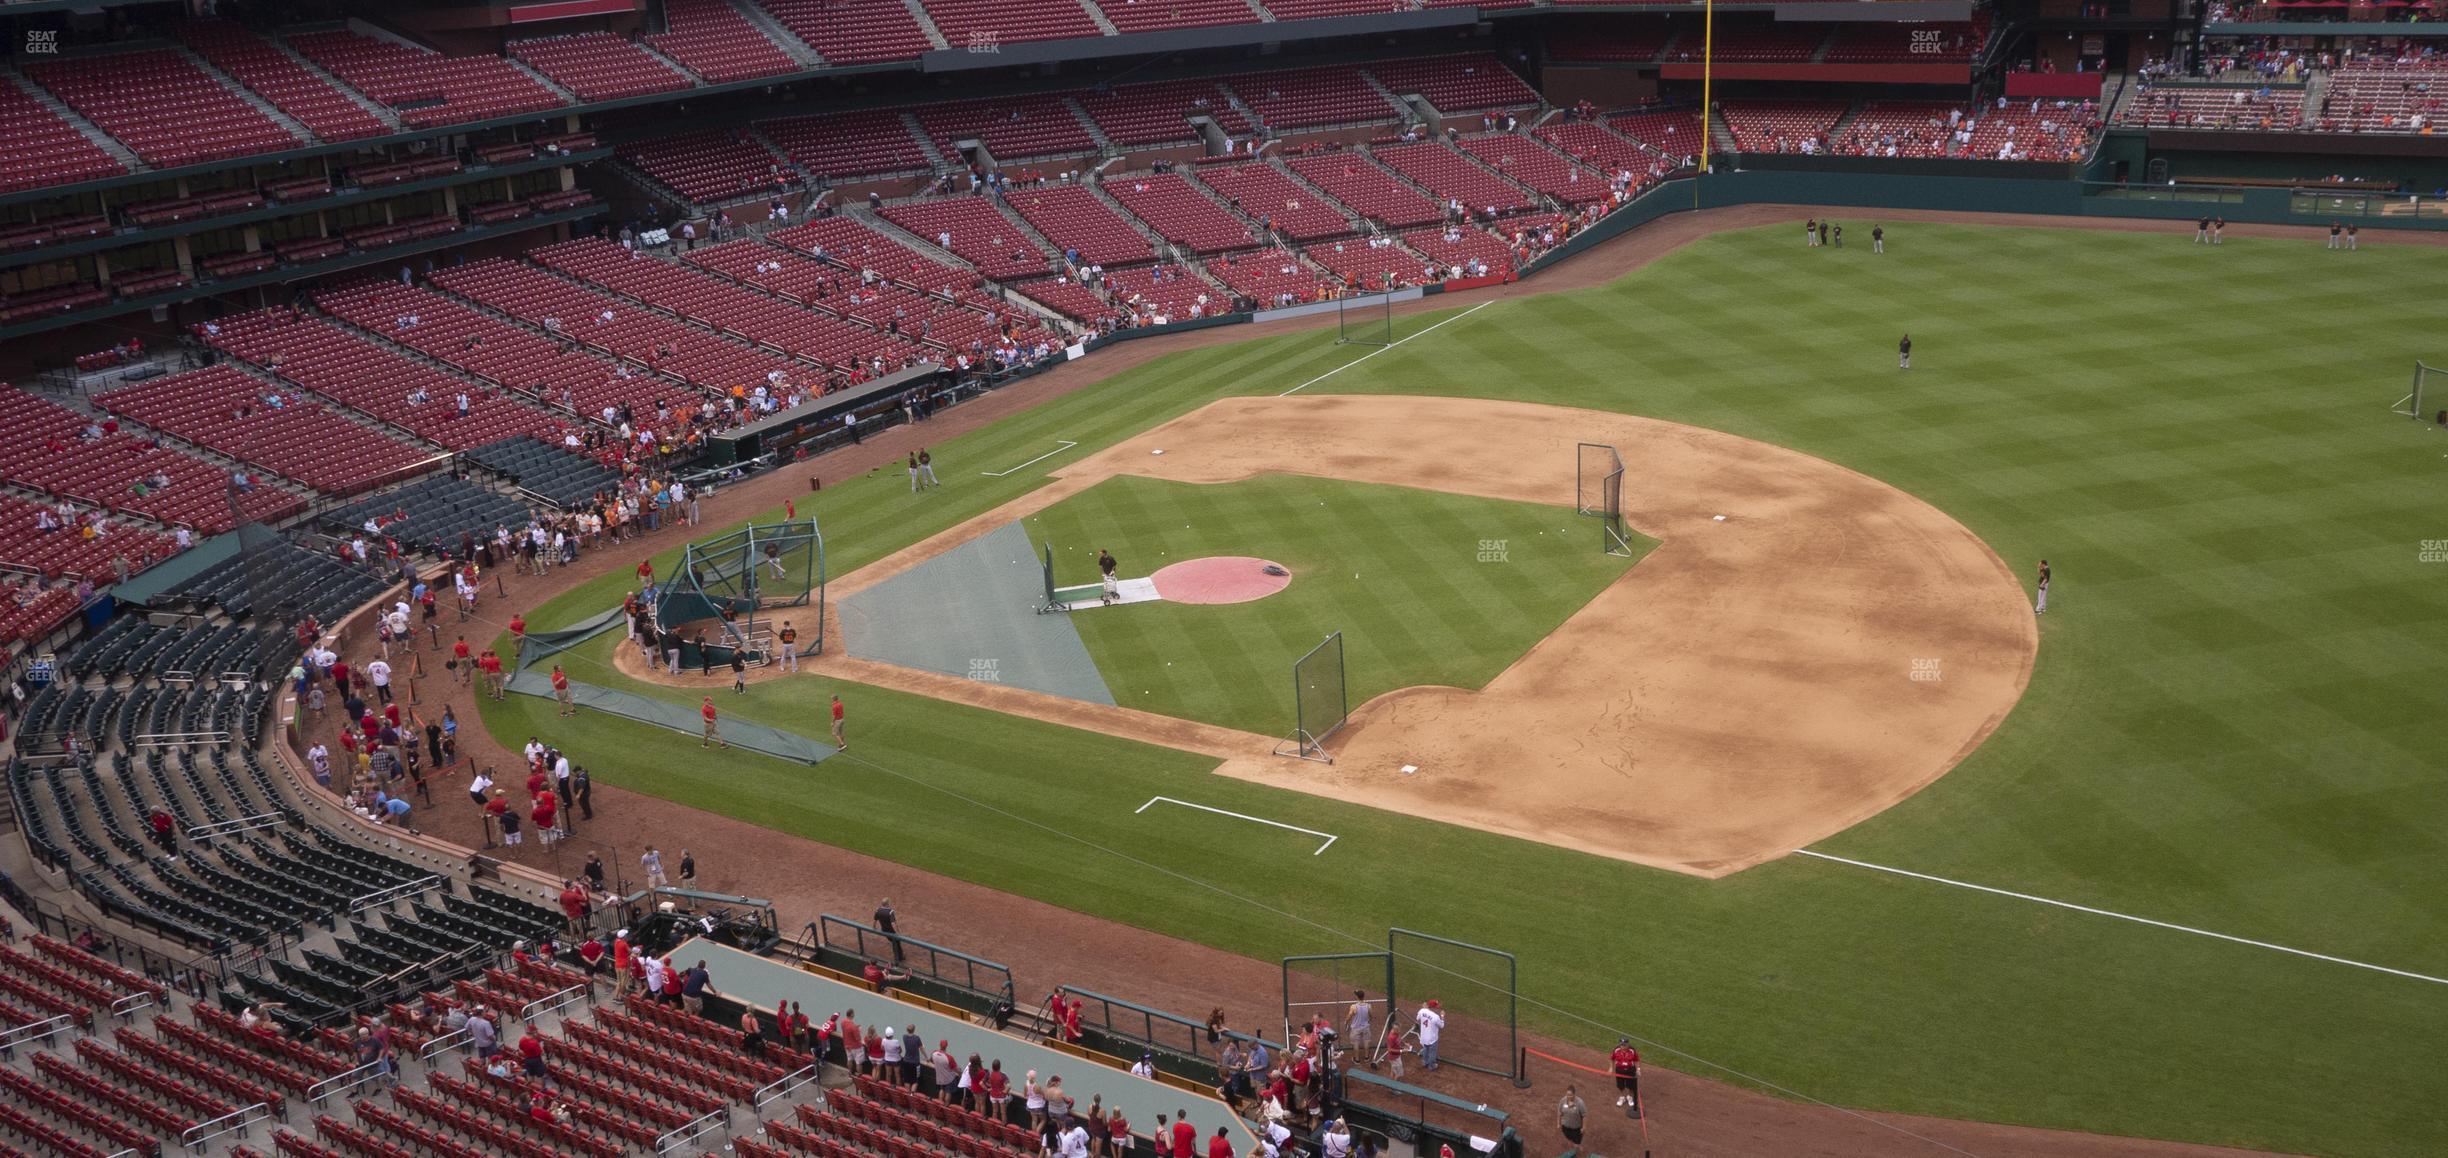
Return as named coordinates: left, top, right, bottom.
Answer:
left=2035, top=559, right=2050, bottom=616
left=1098, top=549, right=1120, bottom=605
left=1898, top=333, right=1912, bottom=370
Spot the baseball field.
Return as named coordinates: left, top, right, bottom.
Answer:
left=488, top=220, right=2448, bottom=1158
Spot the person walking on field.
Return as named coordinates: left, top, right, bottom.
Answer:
left=918, top=448, right=939, bottom=488
left=551, top=664, right=575, bottom=716
left=2034, top=559, right=2050, bottom=615
left=1898, top=333, right=1912, bottom=370
left=730, top=648, right=747, bottom=695
left=777, top=621, right=799, bottom=672
left=1805, top=218, right=1818, bottom=247
left=701, top=697, right=727, bottom=749
left=908, top=451, right=922, bottom=492
left=1097, top=549, right=1120, bottom=606
left=830, top=694, right=846, bottom=750
left=1872, top=225, right=1884, bottom=254
left=1345, top=991, right=1373, bottom=1053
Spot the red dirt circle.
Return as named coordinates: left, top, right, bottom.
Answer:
left=1151, top=556, right=1292, bottom=604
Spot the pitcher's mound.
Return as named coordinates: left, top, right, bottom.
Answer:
left=1153, top=557, right=1293, bottom=604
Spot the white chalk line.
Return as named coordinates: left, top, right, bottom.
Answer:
left=1279, top=302, right=1493, bottom=396
left=1136, top=796, right=1337, bottom=855
left=1793, top=849, right=2448, bottom=987
left=979, top=439, right=1078, bottom=477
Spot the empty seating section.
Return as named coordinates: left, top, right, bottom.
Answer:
left=771, top=216, right=980, bottom=294
left=1194, top=162, right=1351, bottom=241
left=2319, top=62, right=2448, bottom=132
left=289, top=30, right=563, bottom=129
left=463, top=437, right=621, bottom=507
left=687, top=239, right=998, bottom=352
left=1372, top=140, right=1537, bottom=215
left=919, top=0, right=1102, bottom=46
left=1456, top=133, right=1605, bottom=205
left=202, top=311, right=560, bottom=449
left=1261, top=0, right=1399, bottom=19
left=1098, top=0, right=1259, bottom=34
left=1007, top=185, right=1157, bottom=265
left=913, top=94, right=1097, bottom=161
left=1303, top=235, right=1423, bottom=288
left=649, top=0, right=800, bottom=83
left=1540, top=121, right=1661, bottom=176
left=1680, top=21, right=1825, bottom=62
left=313, top=281, right=700, bottom=424
left=531, top=237, right=925, bottom=370
left=754, top=0, right=936, bottom=65
left=1205, top=248, right=1333, bottom=304
left=25, top=50, right=295, bottom=167
left=321, top=473, right=532, bottom=549
left=1013, top=277, right=1115, bottom=324
left=1606, top=109, right=1707, bottom=154
left=1544, top=18, right=1678, bottom=63
left=1103, top=264, right=1221, bottom=318
left=0, top=387, right=303, bottom=532
left=1106, top=174, right=1258, bottom=253
left=175, top=22, right=390, bottom=143
left=1404, top=221, right=1524, bottom=275
left=1226, top=66, right=1399, bottom=130
left=1286, top=152, right=1441, bottom=228
left=619, top=130, right=785, bottom=204
left=0, top=494, right=175, bottom=580
left=428, top=258, right=800, bottom=392
left=879, top=198, right=1051, bottom=281
left=1718, top=100, right=1850, bottom=151
left=2121, top=86, right=2306, bottom=131
left=0, top=80, right=121, bottom=192
left=1366, top=55, right=1540, bottom=113
left=1074, top=79, right=1245, bottom=146
left=758, top=110, right=931, bottom=178
left=508, top=33, right=690, bottom=101
left=95, top=366, right=435, bottom=495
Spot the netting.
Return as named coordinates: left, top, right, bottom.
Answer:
left=1282, top=952, right=1392, bottom=1046
left=1577, top=442, right=1632, bottom=556
left=1337, top=290, right=1393, bottom=347
left=2397, top=361, right=2438, bottom=420
left=1389, top=927, right=1517, bottom=1080
left=1277, top=631, right=1347, bottom=762
left=652, top=519, right=824, bottom=663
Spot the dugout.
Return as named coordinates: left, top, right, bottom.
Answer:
left=704, top=362, right=948, bottom=467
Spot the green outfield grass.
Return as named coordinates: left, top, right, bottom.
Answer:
left=1027, top=475, right=1643, bottom=733
left=503, top=222, right=2448, bottom=1157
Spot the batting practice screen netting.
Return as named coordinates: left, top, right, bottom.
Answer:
left=1337, top=290, right=1393, bottom=347
left=2397, top=360, right=2439, bottom=419
left=654, top=519, right=824, bottom=665
left=1281, top=951, right=1393, bottom=1046
left=1388, top=927, right=1518, bottom=1080
left=1277, top=631, right=1347, bottom=762
left=1576, top=442, right=1632, bottom=557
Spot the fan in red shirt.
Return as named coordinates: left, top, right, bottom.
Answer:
left=1170, top=1115, right=1197, bottom=1158
left=1206, top=1127, right=1233, bottom=1158
left=531, top=793, right=557, bottom=839
left=1610, top=1038, right=1641, bottom=1110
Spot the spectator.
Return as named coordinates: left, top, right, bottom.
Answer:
left=682, top=959, right=714, bottom=1016
left=1415, top=1001, right=1445, bottom=1071
left=875, top=898, right=904, bottom=962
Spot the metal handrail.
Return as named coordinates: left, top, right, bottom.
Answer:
left=347, top=874, right=444, bottom=914
left=108, top=990, right=156, bottom=1018
left=519, top=983, right=589, bottom=1022
left=181, top=1102, right=273, bottom=1152
left=306, top=1059, right=391, bottom=1107
left=752, top=1063, right=820, bottom=1107
left=653, top=1109, right=727, bottom=1154
left=416, top=1026, right=472, bottom=1060
left=0, top=1013, right=76, bottom=1052
left=186, top=812, right=286, bottom=842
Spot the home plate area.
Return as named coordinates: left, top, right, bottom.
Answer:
left=1056, top=556, right=1292, bottom=610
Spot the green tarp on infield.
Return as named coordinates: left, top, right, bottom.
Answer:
left=838, top=521, right=1115, bottom=705
left=501, top=668, right=835, bottom=764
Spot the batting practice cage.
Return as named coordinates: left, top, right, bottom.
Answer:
left=2396, top=361, right=2439, bottom=419
left=1276, top=631, right=1348, bottom=762
left=1576, top=442, right=1633, bottom=557
left=1389, top=927, right=1519, bottom=1080
left=654, top=519, right=826, bottom=668
left=1337, top=290, right=1393, bottom=347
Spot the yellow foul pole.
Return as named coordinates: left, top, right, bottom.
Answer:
left=1696, top=0, right=1714, bottom=209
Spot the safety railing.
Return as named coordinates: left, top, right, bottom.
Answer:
left=180, top=1102, right=273, bottom=1153
left=416, top=1026, right=472, bottom=1060
left=520, top=982, right=590, bottom=1022
left=186, top=811, right=286, bottom=842
left=654, top=1109, right=728, bottom=1154
left=815, top=914, right=1013, bottom=1006
left=753, top=1063, right=820, bottom=1107
left=0, top=1013, right=76, bottom=1054
left=109, top=990, right=156, bottom=1018
left=306, top=1059, right=393, bottom=1108
left=347, top=874, right=444, bottom=914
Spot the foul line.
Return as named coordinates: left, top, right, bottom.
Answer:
left=1279, top=302, right=1492, bottom=396
left=979, top=439, right=1078, bottom=477
left=1794, top=850, right=2448, bottom=987
left=1136, top=796, right=1337, bottom=855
